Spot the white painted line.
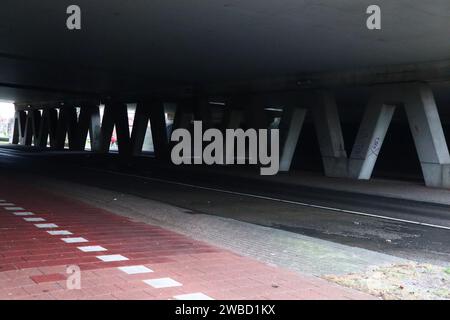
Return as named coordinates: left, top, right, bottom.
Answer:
left=77, top=246, right=107, bottom=252
left=5, top=207, right=25, bottom=211
left=61, top=237, right=88, bottom=244
left=47, top=230, right=73, bottom=236
left=143, top=278, right=182, bottom=289
left=0, top=200, right=5, bottom=202
left=35, top=223, right=58, bottom=229
left=174, top=293, right=214, bottom=300
left=96, top=254, right=129, bottom=262
left=118, top=265, right=153, bottom=275
left=0, top=203, right=15, bottom=206
left=24, top=217, right=45, bottom=222
left=90, top=169, right=450, bottom=231
left=13, top=212, right=35, bottom=216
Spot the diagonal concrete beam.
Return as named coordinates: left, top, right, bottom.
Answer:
left=349, top=100, right=396, bottom=179
left=312, top=92, right=348, bottom=177
left=279, top=107, right=307, bottom=172
left=402, top=84, right=450, bottom=188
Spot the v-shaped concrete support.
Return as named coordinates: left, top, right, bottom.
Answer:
left=313, top=84, right=450, bottom=188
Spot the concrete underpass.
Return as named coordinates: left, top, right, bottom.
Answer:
left=0, top=1, right=449, bottom=302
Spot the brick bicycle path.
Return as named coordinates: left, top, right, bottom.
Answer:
left=0, top=180, right=373, bottom=300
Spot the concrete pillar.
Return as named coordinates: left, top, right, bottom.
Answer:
left=279, top=107, right=307, bottom=172
left=76, top=104, right=101, bottom=152
left=224, top=109, right=243, bottom=130
left=12, top=110, right=26, bottom=145
left=26, top=110, right=42, bottom=146
left=348, top=99, right=396, bottom=179
left=36, top=109, right=49, bottom=148
left=221, top=98, right=245, bottom=164
left=46, top=109, right=58, bottom=148
left=99, top=102, right=131, bottom=155
left=113, top=102, right=131, bottom=156
left=99, top=103, right=115, bottom=153
left=130, top=103, right=150, bottom=156
left=244, top=97, right=268, bottom=129
left=88, top=105, right=102, bottom=152
left=221, top=97, right=246, bottom=131
left=54, top=108, right=65, bottom=150
left=312, top=92, right=348, bottom=177
left=22, top=111, right=34, bottom=146
left=172, top=101, right=194, bottom=131
left=403, top=84, right=450, bottom=188
left=193, top=99, right=213, bottom=129
left=55, top=107, right=78, bottom=150
left=149, top=102, right=169, bottom=162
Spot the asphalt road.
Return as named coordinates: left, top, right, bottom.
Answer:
left=0, top=145, right=449, bottom=265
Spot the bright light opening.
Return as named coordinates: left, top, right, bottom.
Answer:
left=0, top=102, right=15, bottom=144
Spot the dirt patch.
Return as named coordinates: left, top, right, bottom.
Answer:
left=324, top=263, right=450, bottom=300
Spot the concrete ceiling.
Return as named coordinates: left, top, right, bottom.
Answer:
left=1, top=0, right=450, bottom=102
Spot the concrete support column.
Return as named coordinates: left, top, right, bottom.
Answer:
left=403, top=84, right=450, bottom=188
left=22, top=110, right=34, bottom=146
left=46, top=109, right=58, bottom=148
left=222, top=109, right=243, bottom=130
left=222, top=97, right=245, bottom=164
left=348, top=99, right=396, bottom=179
left=312, top=92, right=348, bottom=177
left=36, top=109, right=49, bottom=148
left=100, top=102, right=131, bottom=155
left=244, top=97, right=268, bottom=129
left=172, top=100, right=194, bottom=131
left=109, top=102, right=131, bottom=156
left=99, top=103, right=115, bottom=153
left=193, top=99, right=213, bottom=129
left=34, top=108, right=57, bottom=148
left=222, top=96, right=246, bottom=131
left=130, top=103, right=150, bottom=156
left=279, top=107, right=307, bottom=172
left=88, top=106, right=102, bottom=152
left=77, top=104, right=101, bottom=151
left=114, top=103, right=131, bottom=156
left=131, top=102, right=170, bottom=161
left=12, top=110, right=27, bottom=145
left=149, top=102, right=170, bottom=162
left=55, top=107, right=78, bottom=150
left=26, top=110, right=42, bottom=146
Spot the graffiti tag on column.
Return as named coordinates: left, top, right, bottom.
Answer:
left=369, top=137, right=381, bottom=157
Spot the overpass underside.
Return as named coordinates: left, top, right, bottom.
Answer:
left=3, top=1, right=450, bottom=188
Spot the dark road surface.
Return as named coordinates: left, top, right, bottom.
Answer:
left=0, top=145, right=449, bottom=265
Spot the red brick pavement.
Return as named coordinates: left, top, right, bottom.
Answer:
left=0, top=180, right=373, bottom=300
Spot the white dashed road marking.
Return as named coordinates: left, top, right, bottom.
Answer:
left=5, top=207, right=25, bottom=211
left=61, top=237, right=89, bottom=244
left=118, top=265, right=153, bottom=275
left=47, top=230, right=73, bottom=235
left=143, top=278, right=182, bottom=289
left=174, top=293, right=214, bottom=300
left=77, top=246, right=107, bottom=252
left=24, top=217, right=45, bottom=222
left=35, top=223, right=58, bottom=228
left=96, top=254, right=129, bottom=262
left=13, top=212, right=35, bottom=216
